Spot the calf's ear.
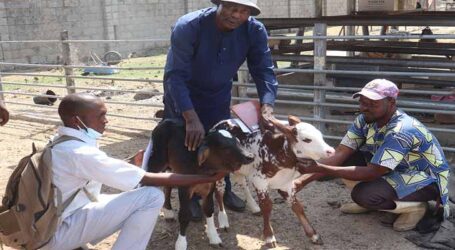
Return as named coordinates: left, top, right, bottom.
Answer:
left=288, top=115, right=301, bottom=126
left=197, top=145, right=210, bottom=166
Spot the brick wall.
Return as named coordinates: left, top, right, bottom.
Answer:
left=0, top=0, right=350, bottom=65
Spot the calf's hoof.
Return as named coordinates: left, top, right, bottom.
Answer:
left=265, top=241, right=277, bottom=249
left=175, top=234, right=187, bottom=250
left=264, top=235, right=277, bottom=249
left=310, top=234, right=323, bottom=245
left=207, top=232, right=222, bottom=245
left=206, top=216, right=223, bottom=246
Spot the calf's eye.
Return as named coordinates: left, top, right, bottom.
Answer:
left=302, top=138, right=312, bottom=143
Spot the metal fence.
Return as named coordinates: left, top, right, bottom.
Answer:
left=1, top=30, right=455, bottom=152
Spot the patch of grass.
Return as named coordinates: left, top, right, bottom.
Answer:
left=114, top=54, right=167, bottom=80
left=0, top=50, right=169, bottom=92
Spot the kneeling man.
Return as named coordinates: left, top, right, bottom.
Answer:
left=296, top=79, right=450, bottom=232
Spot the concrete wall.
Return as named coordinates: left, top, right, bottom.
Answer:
left=0, top=0, right=350, bottom=65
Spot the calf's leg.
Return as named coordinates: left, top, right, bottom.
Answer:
left=285, top=191, right=322, bottom=245
left=214, top=182, right=229, bottom=230
left=162, top=186, right=175, bottom=221
left=175, top=187, right=191, bottom=250
left=256, top=190, right=277, bottom=248
left=234, top=174, right=260, bottom=215
left=202, top=187, right=223, bottom=246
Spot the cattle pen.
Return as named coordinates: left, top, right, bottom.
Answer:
left=1, top=25, right=455, bottom=153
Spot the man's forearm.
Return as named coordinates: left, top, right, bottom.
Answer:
left=312, top=164, right=381, bottom=181
left=140, top=172, right=217, bottom=187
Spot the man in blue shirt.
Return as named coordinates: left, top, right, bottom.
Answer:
left=295, top=79, right=450, bottom=232
left=162, top=0, right=278, bottom=216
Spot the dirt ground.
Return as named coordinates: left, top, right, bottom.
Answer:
left=1, top=92, right=442, bottom=250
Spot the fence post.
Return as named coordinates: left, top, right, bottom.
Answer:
left=61, top=30, right=75, bottom=94
left=313, top=22, right=327, bottom=133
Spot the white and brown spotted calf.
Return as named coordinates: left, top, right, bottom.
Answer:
left=213, top=115, right=335, bottom=248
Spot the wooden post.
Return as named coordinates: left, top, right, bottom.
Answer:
left=61, top=31, right=75, bottom=94
left=313, top=22, right=327, bottom=133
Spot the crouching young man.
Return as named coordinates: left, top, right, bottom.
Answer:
left=295, top=79, right=450, bottom=232
left=41, top=93, right=224, bottom=250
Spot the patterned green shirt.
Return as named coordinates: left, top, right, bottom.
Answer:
left=341, top=110, right=450, bottom=213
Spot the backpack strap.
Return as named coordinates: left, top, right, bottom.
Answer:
left=55, top=187, right=83, bottom=217
left=48, top=135, right=83, bottom=148
left=49, top=135, right=93, bottom=216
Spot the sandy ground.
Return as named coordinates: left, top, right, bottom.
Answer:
left=0, top=93, right=435, bottom=250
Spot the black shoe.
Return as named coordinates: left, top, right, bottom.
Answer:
left=223, top=190, right=246, bottom=212
left=189, top=199, right=203, bottom=222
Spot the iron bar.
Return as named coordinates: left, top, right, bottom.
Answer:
left=1, top=91, right=164, bottom=107
left=232, top=96, right=455, bottom=115
left=0, top=62, right=165, bottom=70
left=277, top=41, right=455, bottom=56
left=259, top=12, right=455, bottom=28
left=0, top=73, right=164, bottom=83
left=233, top=82, right=453, bottom=96
left=268, top=34, right=455, bottom=40
left=6, top=101, right=158, bottom=121
left=0, top=81, right=164, bottom=95
left=272, top=55, right=455, bottom=69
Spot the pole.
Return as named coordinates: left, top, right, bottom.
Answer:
left=61, top=31, right=75, bottom=94
left=232, top=62, right=249, bottom=105
left=346, top=0, right=356, bottom=56
left=313, top=22, right=327, bottom=133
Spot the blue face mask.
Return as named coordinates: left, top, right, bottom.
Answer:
left=76, top=116, right=102, bottom=140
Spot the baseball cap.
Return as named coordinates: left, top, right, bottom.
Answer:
left=353, top=79, right=399, bottom=100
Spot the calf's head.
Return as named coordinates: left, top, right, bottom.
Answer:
left=271, top=116, right=335, bottom=160
left=197, top=129, right=254, bottom=173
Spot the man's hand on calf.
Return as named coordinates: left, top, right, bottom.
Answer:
left=183, top=110, right=205, bottom=151
left=296, top=158, right=320, bottom=174
left=259, top=103, right=275, bottom=132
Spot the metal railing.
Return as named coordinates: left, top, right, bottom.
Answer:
left=1, top=31, right=455, bottom=152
